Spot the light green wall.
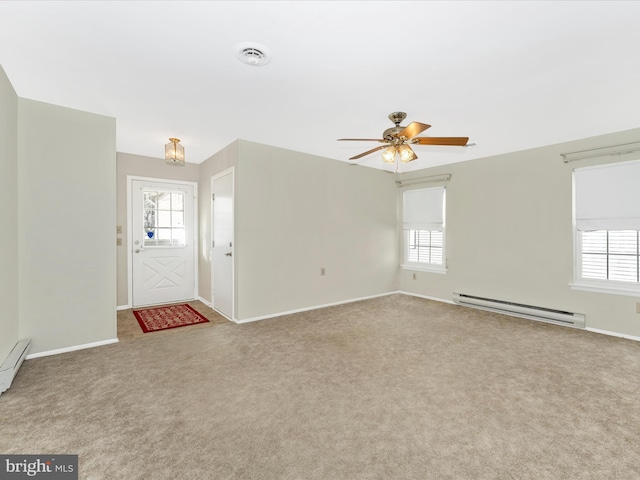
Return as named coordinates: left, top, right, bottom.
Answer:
left=116, top=152, right=200, bottom=307
left=234, top=140, right=398, bottom=320
left=197, top=140, right=399, bottom=320
left=18, top=98, right=117, bottom=354
left=0, top=66, right=19, bottom=362
left=197, top=140, right=239, bottom=306
left=398, top=127, right=640, bottom=338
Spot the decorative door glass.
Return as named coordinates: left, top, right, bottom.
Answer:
left=143, top=190, right=186, bottom=247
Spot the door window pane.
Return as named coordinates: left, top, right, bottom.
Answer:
left=172, top=212, right=184, bottom=227
left=158, top=211, right=171, bottom=228
left=171, top=193, right=184, bottom=210
left=158, top=192, right=171, bottom=210
left=143, top=190, right=186, bottom=247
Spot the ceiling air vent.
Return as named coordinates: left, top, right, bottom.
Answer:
left=235, top=43, right=271, bottom=67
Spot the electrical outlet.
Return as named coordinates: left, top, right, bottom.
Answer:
left=412, top=273, right=417, bottom=280
left=116, top=225, right=122, bottom=234
left=320, top=267, right=326, bottom=276
left=637, top=302, right=640, bottom=314
left=116, top=238, right=122, bottom=246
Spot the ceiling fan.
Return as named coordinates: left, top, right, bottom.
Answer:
left=338, top=112, right=469, bottom=164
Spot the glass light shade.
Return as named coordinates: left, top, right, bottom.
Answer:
left=165, top=138, right=185, bottom=166
left=382, top=146, right=397, bottom=164
left=399, top=144, right=417, bottom=163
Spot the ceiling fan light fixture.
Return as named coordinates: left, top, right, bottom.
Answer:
left=398, top=144, right=417, bottom=163
left=382, top=146, right=397, bottom=164
left=338, top=111, right=469, bottom=168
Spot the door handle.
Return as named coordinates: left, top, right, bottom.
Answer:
left=225, top=252, right=232, bottom=257
left=134, top=249, right=142, bottom=253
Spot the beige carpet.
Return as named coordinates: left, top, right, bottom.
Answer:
left=1, top=294, right=640, bottom=479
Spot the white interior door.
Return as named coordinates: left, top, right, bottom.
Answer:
left=131, top=180, right=196, bottom=307
left=212, top=169, right=234, bottom=319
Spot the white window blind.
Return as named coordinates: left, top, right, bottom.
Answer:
left=574, top=160, right=640, bottom=231
left=581, top=230, right=639, bottom=283
left=402, top=187, right=445, bottom=231
left=408, top=230, right=443, bottom=264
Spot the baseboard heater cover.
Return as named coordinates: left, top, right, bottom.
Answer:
left=453, top=293, right=585, bottom=329
left=0, top=339, right=31, bottom=396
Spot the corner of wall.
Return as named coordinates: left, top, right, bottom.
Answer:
left=0, top=65, right=19, bottom=362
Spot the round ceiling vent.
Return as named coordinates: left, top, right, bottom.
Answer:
left=235, top=43, right=272, bottom=67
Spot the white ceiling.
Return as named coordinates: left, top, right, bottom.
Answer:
left=1, top=1, right=639, bottom=172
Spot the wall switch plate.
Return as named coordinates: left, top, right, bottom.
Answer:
left=637, top=302, right=640, bottom=314
left=320, top=267, right=325, bottom=276
left=116, top=225, right=122, bottom=234
left=116, top=238, right=122, bottom=246
left=412, top=273, right=417, bottom=280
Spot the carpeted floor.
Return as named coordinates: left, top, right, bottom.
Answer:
left=1, top=294, right=640, bottom=479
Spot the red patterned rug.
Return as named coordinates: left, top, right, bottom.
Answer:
left=133, top=304, right=209, bottom=333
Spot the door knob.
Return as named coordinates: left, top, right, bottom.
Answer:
left=225, top=252, right=232, bottom=257
left=134, top=249, right=142, bottom=253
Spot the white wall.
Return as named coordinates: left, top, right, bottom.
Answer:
left=398, top=127, right=640, bottom=338
left=116, top=152, right=200, bottom=307
left=18, top=99, right=117, bottom=354
left=234, top=141, right=398, bottom=320
left=0, top=66, right=19, bottom=361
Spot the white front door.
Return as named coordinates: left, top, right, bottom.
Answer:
left=131, top=179, right=196, bottom=307
left=212, top=169, right=234, bottom=319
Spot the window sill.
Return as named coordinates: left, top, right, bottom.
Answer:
left=401, top=264, right=447, bottom=275
left=570, top=282, right=640, bottom=298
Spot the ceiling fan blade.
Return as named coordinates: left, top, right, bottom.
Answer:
left=349, top=145, right=389, bottom=160
left=338, top=138, right=386, bottom=142
left=413, top=137, right=469, bottom=146
left=398, top=122, right=431, bottom=139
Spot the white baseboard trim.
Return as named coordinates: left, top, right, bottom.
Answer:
left=234, top=291, right=398, bottom=324
left=586, top=327, right=640, bottom=342
left=197, top=296, right=213, bottom=309
left=398, top=290, right=455, bottom=305
left=26, top=338, right=119, bottom=360
left=116, top=305, right=131, bottom=311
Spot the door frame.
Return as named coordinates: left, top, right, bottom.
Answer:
left=127, top=175, right=199, bottom=308
left=211, top=167, right=235, bottom=321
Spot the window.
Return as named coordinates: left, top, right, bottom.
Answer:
left=143, top=190, right=186, bottom=247
left=580, top=230, right=639, bottom=283
left=408, top=230, right=443, bottom=264
left=402, top=187, right=446, bottom=273
left=573, top=160, right=640, bottom=295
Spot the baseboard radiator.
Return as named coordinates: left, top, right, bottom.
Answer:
left=0, top=339, right=31, bottom=396
left=453, top=293, right=585, bottom=329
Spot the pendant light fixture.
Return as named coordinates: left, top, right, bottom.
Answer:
left=165, top=138, right=185, bottom=166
